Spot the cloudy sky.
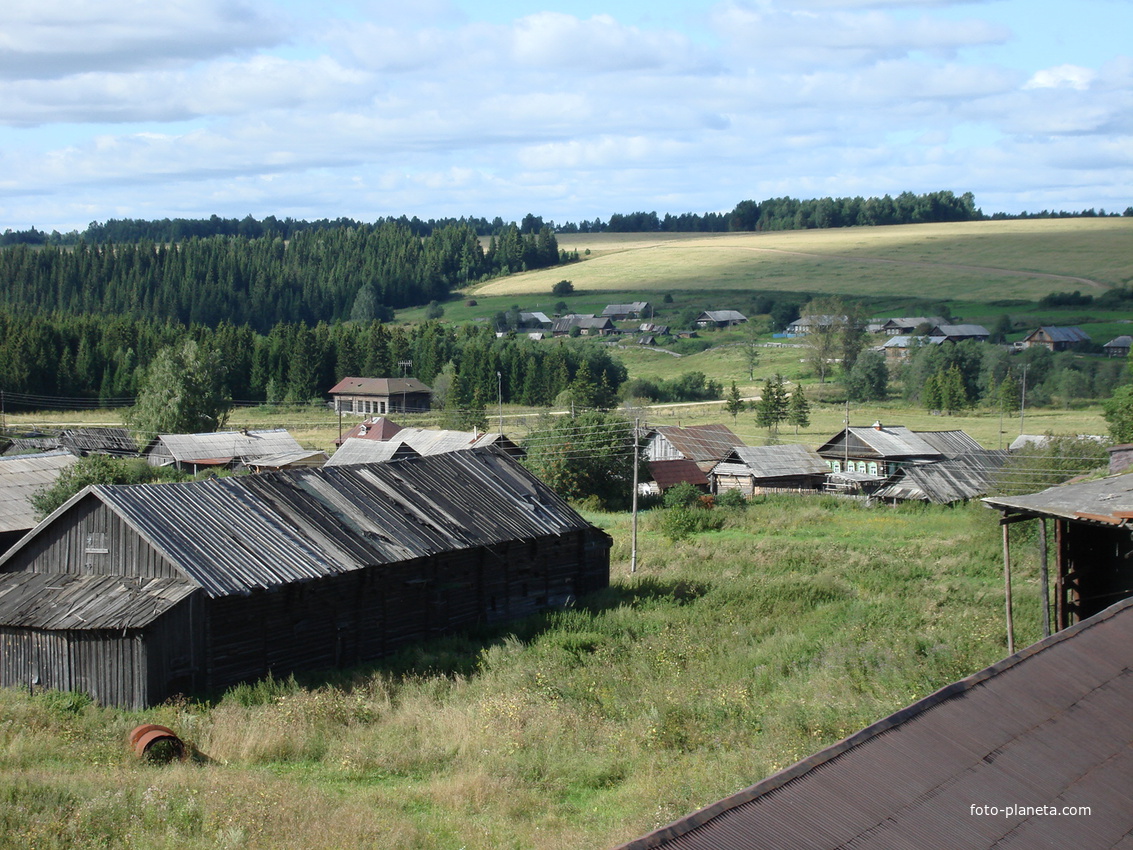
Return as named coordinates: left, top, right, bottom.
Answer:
left=1, top=0, right=1130, bottom=232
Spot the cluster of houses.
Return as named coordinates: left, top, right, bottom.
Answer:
left=493, top=301, right=748, bottom=343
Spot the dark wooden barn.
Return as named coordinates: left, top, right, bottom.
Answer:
left=0, top=448, right=610, bottom=709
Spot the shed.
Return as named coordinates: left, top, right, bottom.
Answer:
left=328, top=377, right=432, bottom=415
left=142, top=429, right=304, bottom=473
left=0, top=448, right=611, bottom=708
left=615, top=596, right=1133, bottom=850
left=60, top=427, right=138, bottom=457
left=984, top=472, right=1133, bottom=631
left=875, top=451, right=1009, bottom=504
left=711, top=444, right=828, bottom=496
left=642, top=459, right=709, bottom=495
left=0, top=452, right=80, bottom=554
left=1104, top=334, right=1132, bottom=357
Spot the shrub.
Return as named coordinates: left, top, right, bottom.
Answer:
left=663, top=482, right=704, bottom=509
left=715, top=489, right=748, bottom=509
left=552, top=279, right=574, bottom=296
left=659, top=506, right=724, bottom=542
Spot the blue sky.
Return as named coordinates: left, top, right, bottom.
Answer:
left=1, top=0, right=1130, bottom=231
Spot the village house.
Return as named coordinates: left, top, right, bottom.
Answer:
left=879, top=316, right=947, bottom=335
left=695, top=310, right=747, bottom=329
left=601, top=302, right=651, bottom=321
left=328, top=376, right=432, bottom=415
left=785, top=314, right=844, bottom=336
left=924, top=323, right=991, bottom=343
left=614, top=596, right=1133, bottom=850
left=1020, top=326, right=1091, bottom=352
left=551, top=315, right=615, bottom=336
left=142, top=428, right=305, bottom=474
left=879, top=334, right=945, bottom=362
left=643, top=424, right=745, bottom=471
left=1103, top=334, right=1131, bottom=357
left=0, top=448, right=611, bottom=709
left=710, top=444, right=828, bottom=496
left=815, top=423, right=984, bottom=477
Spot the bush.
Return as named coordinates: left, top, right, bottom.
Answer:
left=552, top=279, right=574, bottom=296
left=659, top=506, right=724, bottom=542
left=715, top=489, right=748, bottom=509
left=663, top=482, right=704, bottom=509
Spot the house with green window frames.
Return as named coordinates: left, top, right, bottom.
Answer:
left=815, top=422, right=984, bottom=478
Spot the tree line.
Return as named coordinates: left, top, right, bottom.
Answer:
left=0, top=311, right=626, bottom=414
left=0, top=222, right=569, bottom=332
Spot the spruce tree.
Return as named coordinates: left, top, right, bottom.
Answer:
left=787, top=385, right=811, bottom=434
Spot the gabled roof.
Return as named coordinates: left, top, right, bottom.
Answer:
left=1, top=448, right=596, bottom=600
left=928, top=323, right=990, bottom=338
left=649, top=424, right=744, bottom=463
left=876, top=451, right=1008, bottom=504
left=1024, top=326, right=1091, bottom=344
left=716, top=444, right=829, bottom=479
left=617, top=596, right=1133, bottom=850
left=602, top=302, right=650, bottom=317
left=325, top=438, right=421, bottom=467
left=60, top=427, right=138, bottom=456
left=0, top=451, right=79, bottom=533
left=552, top=315, right=614, bottom=333
left=816, top=425, right=944, bottom=461
left=697, top=310, right=747, bottom=323
left=327, top=377, right=432, bottom=396
left=148, top=429, right=304, bottom=464
left=1104, top=335, right=1132, bottom=349
left=881, top=316, right=947, bottom=330
left=647, top=459, right=708, bottom=490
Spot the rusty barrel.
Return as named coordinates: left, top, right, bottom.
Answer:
left=128, top=724, right=185, bottom=762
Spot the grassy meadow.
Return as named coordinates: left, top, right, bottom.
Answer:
left=0, top=497, right=1048, bottom=850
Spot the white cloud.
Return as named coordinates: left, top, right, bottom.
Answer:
left=1024, top=64, right=1096, bottom=91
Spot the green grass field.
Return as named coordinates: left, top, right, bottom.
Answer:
left=0, top=498, right=1046, bottom=850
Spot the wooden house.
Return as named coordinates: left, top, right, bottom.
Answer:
left=644, top=424, right=744, bottom=470
left=1104, top=335, right=1131, bottom=357
left=601, top=302, right=651, bottom=321
left=695, top=310, right=747, bottom=329
left=335, top=415, right=404, bottom=447
left=879, top=316, right=947, bottom=335
left=1021, top=326, right=1091, bottom=352
left=710, top=444, right=828, bottom=496
left=142, top=428, right=304, bottom=473
left=551, top=315, right=615, bottom=336
left=328, top=377, right=432, bottom=415
left=925, top=323, right=990, bottom=343
left=816, top=423, right=983, bottom=477
left=615, top=596, right=1133, bottom=850
left=0, top=448, right=611, bottom=708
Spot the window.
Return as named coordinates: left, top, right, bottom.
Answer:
left=85, top=532, right=108, bottom=554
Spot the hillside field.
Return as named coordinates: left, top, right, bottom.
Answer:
left=470, top=219, right=1133, bottom=302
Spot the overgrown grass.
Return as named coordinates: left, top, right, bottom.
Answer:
left=0, top=498, right=1046, bottom=849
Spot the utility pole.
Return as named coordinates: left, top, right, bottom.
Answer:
left=1019, top=363, right=1028, bottom=435
left=631, top=417, right=639, bottom=574
left=496, top=371, right=503, bottom=434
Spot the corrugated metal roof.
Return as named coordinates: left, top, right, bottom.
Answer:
left=152, top=429, right=303, bottom=464
left=650, top=425, right=744, bottom=463
left=916, top=430, right=987, bottom=458
left=698, top=310, right=747, bottom=323
left=325, top=438, right=420, bottom=466
left=1027, top=326, right=1092, bottom=344
left=60, top=427, right=137, bottom=456
left=0, top=572, right=194, bottom=629
left=877, top=451, right=1008, bottom=504
left=3, top=448, right=596, bottom=599
left=0, top=452, right=79, bottom=533
left=929, top=323, right=990, bottom=338
left=984, top=471, right=1133, bottom=523
left=724, top=444, right=829, bottom=478
left=615, top=596, right=1133, bottom=850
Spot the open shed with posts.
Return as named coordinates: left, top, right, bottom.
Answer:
left=0, top=447, right=610, bottom=708
left=984, top=472, right=1133, bottom=638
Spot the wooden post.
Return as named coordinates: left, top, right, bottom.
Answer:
left=1002, top=522, right=1015, bottom=654
left=631, top=418, right=639, bottom=574
left=1039, top=518, right=1051, bottom=638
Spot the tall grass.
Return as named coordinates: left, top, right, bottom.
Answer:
left=0, top=498, right=1045, bottom=849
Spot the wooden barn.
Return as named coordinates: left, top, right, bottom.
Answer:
left=710, top=444, right=828, bottom=496
left=0, top=448, right=611, bottom=709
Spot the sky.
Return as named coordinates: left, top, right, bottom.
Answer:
left=1, top=0, right=1130, bottom=232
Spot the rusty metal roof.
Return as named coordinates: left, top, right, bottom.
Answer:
left=327, top=377, right=431, bottom=396
left=649, top=425, right=744, bottom=463
left=0, top=451, right=79, bottom=533
left=984, top=472, right=1133, bottom=524
left=648, top=460, right=708, bottom=490
left=0, top=572, right=194, bottom=629
left=615, top=596, right=1133, bottom=850
left=1, top=448, right=597, bottom=599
